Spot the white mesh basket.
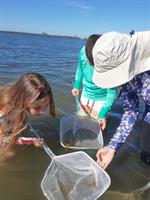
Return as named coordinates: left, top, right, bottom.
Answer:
left=28, top=123, right=110, bottom=200
left=41, top=151, right=111, bottom=200
left=60, top=111, right=103, bottom=149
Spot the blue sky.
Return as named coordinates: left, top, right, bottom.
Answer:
left=0, top=0, right=150, bottom=37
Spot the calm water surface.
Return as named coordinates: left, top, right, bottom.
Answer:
left=0, top=31, right=149, bottom=200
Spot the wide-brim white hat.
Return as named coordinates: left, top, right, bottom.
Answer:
left=92, top=31, right=150, bottom=88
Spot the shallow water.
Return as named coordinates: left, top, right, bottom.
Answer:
left=0, top=31, right=149, bottom=200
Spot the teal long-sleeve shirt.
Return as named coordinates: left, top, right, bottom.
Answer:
left=73, top=47, right=118, bottom=119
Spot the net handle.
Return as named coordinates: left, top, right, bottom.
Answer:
left=75, top=95, right=92, bottom=117
left=28, top=123, right=55, bottom=159
left=75, top=98, right=102, bottom=134
left=75, top=95, right=80, bottom=111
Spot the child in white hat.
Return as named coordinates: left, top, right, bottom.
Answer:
left=87, top=31, right=150, bottom=169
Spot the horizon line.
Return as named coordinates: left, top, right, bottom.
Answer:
left=0, top=30, right=86, bottom=39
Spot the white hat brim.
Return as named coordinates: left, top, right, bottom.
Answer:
left=92, top=59, right=132, bottom=88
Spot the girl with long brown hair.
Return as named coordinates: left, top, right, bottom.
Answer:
left=0, top=72, right=56, bottom=160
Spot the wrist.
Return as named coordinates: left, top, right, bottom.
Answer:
left=106, top=145, right=116, bottom=154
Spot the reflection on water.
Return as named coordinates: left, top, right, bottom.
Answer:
left=102, top=182, right=150, bottom=200
left=0, top=31, right=149, bottom=200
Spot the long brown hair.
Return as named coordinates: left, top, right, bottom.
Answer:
left=0, top=72, right=56, bottom=159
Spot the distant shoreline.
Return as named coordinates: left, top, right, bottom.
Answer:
left=0, top=30, right=85, bottom=40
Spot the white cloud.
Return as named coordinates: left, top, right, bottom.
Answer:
left=65, top=0, right=93, bottom=10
